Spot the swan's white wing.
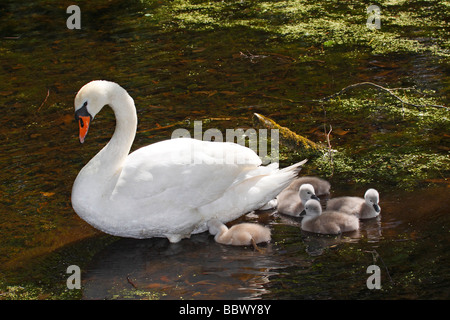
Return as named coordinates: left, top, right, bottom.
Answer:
left=111, top=138, right=264, bottom=208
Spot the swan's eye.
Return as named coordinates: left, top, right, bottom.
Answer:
left=75, top=101, right=92, bottom=122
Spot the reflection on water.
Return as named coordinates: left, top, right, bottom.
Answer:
left=83, top=233, right=295, bottom=300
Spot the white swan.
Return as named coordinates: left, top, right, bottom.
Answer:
left=277, top=183, right=319, bottom=216
left=326, top=188, right=380, bottom=219
left=207, top=219, right=271, bottom=250
left=302, top=199, right=359, bottom=235
left=71, top=80, right=307, bottom=243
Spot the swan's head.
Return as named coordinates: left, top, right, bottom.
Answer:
left=74, top=80, right=121, bottom=143
left=364, top=188, right=380, bottom=213
left=304, top=199, right=322, bottom=217
left=299, top=184, right=320, bottom=203
left=207, top=219, right=226, bottom=236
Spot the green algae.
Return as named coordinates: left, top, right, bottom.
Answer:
left=142, top=0, right=450, bottom=57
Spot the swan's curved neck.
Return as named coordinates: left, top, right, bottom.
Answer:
left=78, top=87, right=137, bottom=189
left=100, top=92, right=137, bottom=170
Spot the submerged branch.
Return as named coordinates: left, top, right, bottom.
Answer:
left=253, top=113, right=325, bottom=155
left=253, top=82, right=446, bottom=110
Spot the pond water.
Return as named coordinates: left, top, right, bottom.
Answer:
left=0, top=0, right=448, bottom=300
left=76, top=185, right=449, bottom=300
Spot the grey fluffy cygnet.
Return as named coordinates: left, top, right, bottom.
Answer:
left=326, top=188, right=381, bottom=219
left=207, top=219, right=271, bottom=251
left=277, top=183, right=320, bottom=216
left=301, top=199, right=359, bottom=235
left=285, top=176, right=331, bottom=196
left=259, top=177, right=330, bottom=211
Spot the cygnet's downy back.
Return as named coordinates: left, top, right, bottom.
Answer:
left=302, top=199, right=359, bottom=235
left=326, top=188, right=380, bottom=219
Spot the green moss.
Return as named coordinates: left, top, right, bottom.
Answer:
left=110, top=288, right=164, bottom=300
left=0, top=235, right=118, bottom=300
left=0, top=282, right=47, bottom=300
left=275, top=86, right=449, bottom=189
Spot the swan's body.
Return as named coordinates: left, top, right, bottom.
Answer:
left=302, top=200, right=359, bottom=235
left=326, top=188, right=380, bottom=219
left=207, top=219, right=271, bottom=246
left=71, top=80, right=307, bottom=243
left=277, top=183, right=319, bottom=216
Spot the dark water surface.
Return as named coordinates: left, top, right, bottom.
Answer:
left=0, top=1, right=448, bottom=299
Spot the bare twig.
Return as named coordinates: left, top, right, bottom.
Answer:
left=317, top=81, right=447, bottom=110
left=37, top=89, right=50, bottom=112
left=126, top=275, right=138, bottom=289
left=239, top=50, right=268, bottom=63
left=3, top=35, right=21, bottom=40
left=325, top=124, right=334, bottom=177
left=239, top=50, right=296, bottom=63
left=251, top=81, right=447, bottom=110
left=365, top=250, right=395, bottom=285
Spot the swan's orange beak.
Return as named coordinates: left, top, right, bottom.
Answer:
left=78, top=116, right=91, bottom=144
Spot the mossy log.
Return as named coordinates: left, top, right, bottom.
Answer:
left=252, top=113, right=325, bottom=155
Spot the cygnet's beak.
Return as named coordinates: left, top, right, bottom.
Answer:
left=312, top=194, right=320, bottom=201
left=373, top=204, right=381, bottom=213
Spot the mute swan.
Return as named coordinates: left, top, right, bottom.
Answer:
left=207, top=219, right=270, bottom=251
left=302, top=199, right=359, bottom=235
left=71, top=80, right=307, bottom=243
left=277, top=183, right=319, bottom=216
left=326, top=188, right=380, bottom=219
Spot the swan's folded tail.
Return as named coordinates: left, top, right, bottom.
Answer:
left=279, top=159, right=308, bottom=176
left=267, top=159, right=308, bottom=193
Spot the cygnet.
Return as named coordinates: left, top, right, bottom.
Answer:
left=326, top=188, right=380, bottom=219
left=285, top=176, right=331, bottom=196
left=207, top=219, right=271, bottom=251
left=277, top=183, right=320, bottom=216
left=258, top=176, right=330, bottom=211
left=301, top=199, right=359, bottom=235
